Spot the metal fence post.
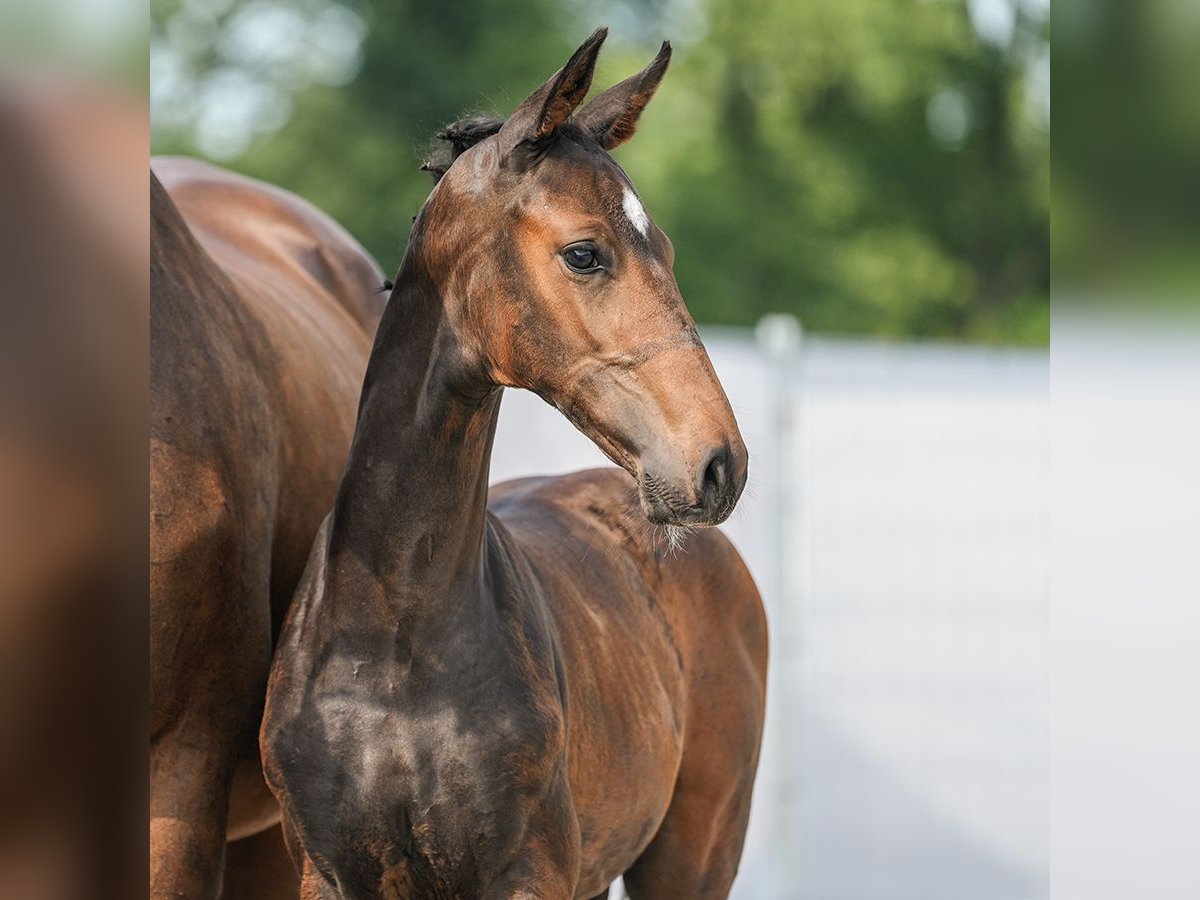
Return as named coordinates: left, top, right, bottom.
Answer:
left=755, top=313, right=804, bottom=896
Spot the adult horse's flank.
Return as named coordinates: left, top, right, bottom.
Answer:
left=262, top=29, right=768, bottom=899
left=151, top=160, right=385, bottom=898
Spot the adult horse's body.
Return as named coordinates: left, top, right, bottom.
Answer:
left=1, top=79, right=146, bottom=899
left=262, top=30, right=767, bottom=899
left=150, top=158, right=385, bottom=897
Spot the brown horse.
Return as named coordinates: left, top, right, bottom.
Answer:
left=1, top=79, right=147, bottom=900
left=262, top=29, right=767, bottom=899
left=150, top=159, right=385, bottom=898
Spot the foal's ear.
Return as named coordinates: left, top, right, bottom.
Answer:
left=498, top=27, right=607, bottom=160
left=574, top=41, right=671, bottom=150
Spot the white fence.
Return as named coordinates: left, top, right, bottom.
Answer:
left=489, top=320, right=1049, bottom=900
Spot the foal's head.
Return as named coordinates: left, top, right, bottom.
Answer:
left=414, top=28, right=746, bottom=526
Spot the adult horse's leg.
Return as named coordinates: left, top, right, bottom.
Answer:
left=149, top=739, right=232, bottom=897
left=150, top=460, right=273, bottom=899
left=623, top=533, right=768, bottom=899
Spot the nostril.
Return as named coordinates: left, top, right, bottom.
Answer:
left=700, top=446, right=729, bottom=507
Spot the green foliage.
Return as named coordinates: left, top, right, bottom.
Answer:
left=151, top=0, right=1048, bottom=344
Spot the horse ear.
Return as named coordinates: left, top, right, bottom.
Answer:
left=498, top=27, right=607, bottom=160
left=574, top=41, right=671, bottom=150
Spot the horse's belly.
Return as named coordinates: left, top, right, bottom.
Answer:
left=226, top=756, right=281, bottom=841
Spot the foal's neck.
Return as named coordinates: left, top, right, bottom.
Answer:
left=327, top=254, right=498, bottom=619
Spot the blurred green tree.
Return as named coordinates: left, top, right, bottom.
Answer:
left=151, top=0, right=1048, bottom=344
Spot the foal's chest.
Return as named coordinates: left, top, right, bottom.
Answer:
left=316, top=643, right=568, bottom=892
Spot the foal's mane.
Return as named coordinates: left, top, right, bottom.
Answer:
left=421, top=115, right=597, bottom=183
left=376, top=117, right=507, bottom=292
left=421, top=116, right=505, bottom=182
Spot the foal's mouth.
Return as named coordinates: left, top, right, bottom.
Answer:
left=639, top=466, right=740, bottom=528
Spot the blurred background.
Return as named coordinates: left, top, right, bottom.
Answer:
left=150, top=0, right=1050, bottom=343
left=490, top=328, right=1048, bottom=900
left=149, top=0, right=1050, bottom=897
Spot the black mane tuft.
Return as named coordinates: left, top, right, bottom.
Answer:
left=421, top=116, right=505, bottom=183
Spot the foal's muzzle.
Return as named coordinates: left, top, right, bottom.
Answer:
left=641, top=439, right=747, bottom=527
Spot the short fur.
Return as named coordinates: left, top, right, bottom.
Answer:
left=262, top=30, right=767, bottom=899
left=150, top=160, right=384, bottom=899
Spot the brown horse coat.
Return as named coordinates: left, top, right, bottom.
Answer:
left=150, top=158, right=384, bottom=898
left=261, top=30, right=767, bottom=899
left=1, top=79, right=147, bottom=900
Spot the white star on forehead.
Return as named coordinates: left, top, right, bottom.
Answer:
left=622, top=187, right=650, bottom=237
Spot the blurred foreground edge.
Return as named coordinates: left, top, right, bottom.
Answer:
left=0, top=74, right=147, bottom=899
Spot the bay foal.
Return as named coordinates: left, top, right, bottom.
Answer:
left=151, top=161, right=384, bottom=897
left=262, top=30, right=767, bottom=898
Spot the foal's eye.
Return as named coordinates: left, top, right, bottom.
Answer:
left=562, top=243, right=601, bottom=274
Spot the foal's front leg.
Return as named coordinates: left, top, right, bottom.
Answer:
left=486, top=779, right=581, bottom=900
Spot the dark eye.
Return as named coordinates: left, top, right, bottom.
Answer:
left=562, top=243, right=601, bottom=273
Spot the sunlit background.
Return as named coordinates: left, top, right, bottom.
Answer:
left=490, top=327, right=1048, bottom=899
left=151, top=0, right=1050, bottom=343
